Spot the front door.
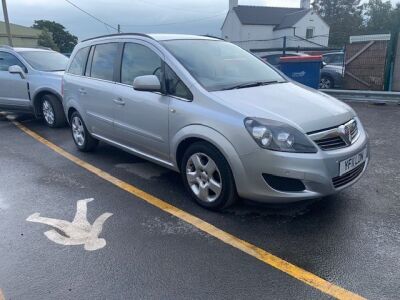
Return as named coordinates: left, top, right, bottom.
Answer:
left=113, top=42, right=170, bottom=162
left=0, top=51, right=30, bottom=110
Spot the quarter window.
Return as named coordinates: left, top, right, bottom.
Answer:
left=0, top=51, right=26, bottom=72
left=90, top=43, right=118, bottom=81
left=68, top=47, right=90, bottom=75
left=121, top=43, right=162, bottom=85
left=165, top=64, right=192, bottom=100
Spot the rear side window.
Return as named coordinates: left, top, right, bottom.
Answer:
left=68, top=47, right=90, bottom=75
left=0, top=51, right=26, bottom=72
left=121, top=43, right=162, bottom=85
left=90, top=43, right=118, bottom=81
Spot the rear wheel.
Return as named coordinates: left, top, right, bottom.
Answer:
left=41, top=94, right=66, bottom=128
left=70, top=111, right=98, bottom=152
left=181, top=142, right=237, bottom=210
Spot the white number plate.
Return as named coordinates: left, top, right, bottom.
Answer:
left=339, top=149, right=367, bottom=176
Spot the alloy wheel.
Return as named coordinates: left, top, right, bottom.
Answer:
left=71, top=116, right=86, bottom=147
left=42, top=100, right=55, bottom=125
left=186, top=153, right=222, bottom=203
left=319, top=77, right=332, bottom=89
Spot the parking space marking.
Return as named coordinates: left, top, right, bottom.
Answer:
left=12, top=120, right=365, bottom=300
left=26, top=198, right=112, bottom=251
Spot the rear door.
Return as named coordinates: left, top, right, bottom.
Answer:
left=82, top=43, right=119, bottom=139
left=0, top=51, right=30, bottom=110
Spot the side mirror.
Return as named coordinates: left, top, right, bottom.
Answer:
left=8, top=65, right=26, bottom=79
left=133, top=75, right=161, bottom=92
left=321, top=61, right=327, bottom=69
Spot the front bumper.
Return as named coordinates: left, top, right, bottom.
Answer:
left=234, top=125, right=370, bottom=203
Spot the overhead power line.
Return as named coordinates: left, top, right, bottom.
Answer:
left=121, top=12, right=227, bottom=27
left=134, top=0, right=223, bottom=14
left=62, top=0, right=118, bottom=32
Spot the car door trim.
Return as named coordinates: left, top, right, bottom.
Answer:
left=87, top=111, right=113, bottom=125
left=91, top=133, right=175, bottom=169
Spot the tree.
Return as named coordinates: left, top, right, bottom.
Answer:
left=37, top=28, right=59, bottom=51
left=363, top=0, right=400, bottom=35
left=32, top=20, right=77, bottom=53
left=362, top=0, right=393, bottom=34
left=313, top=0, right=364, bottom=47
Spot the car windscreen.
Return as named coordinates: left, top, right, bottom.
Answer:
left=18, top=51, right=69, bottom=71
left=162, top=40, right=285, bottom=92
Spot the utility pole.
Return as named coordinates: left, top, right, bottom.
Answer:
left=117, top=24, right=120, bottom=33
left=283, top=36, right=287, bottom=56
left=1, top=0, right=13, bottom=46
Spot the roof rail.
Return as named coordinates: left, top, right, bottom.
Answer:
left=0, top=45, right=13, bottom=49
left=81, top=33, right=154, bottom=43
left=202, top=34, right=223, bottom=40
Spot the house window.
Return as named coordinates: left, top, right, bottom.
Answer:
left=306, top=27, right=314, bottom=39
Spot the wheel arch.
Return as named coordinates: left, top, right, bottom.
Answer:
left=172, top=125, right=247, bottom=192
left=32, top=88, right=62, bottom=117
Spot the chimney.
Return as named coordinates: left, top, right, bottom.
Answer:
left=229, top=0, right=238, bottom=10
left=301, top=0, right=310, bottom=9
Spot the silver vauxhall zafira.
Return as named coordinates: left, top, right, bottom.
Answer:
left=63, top=34, right=369, bottom=210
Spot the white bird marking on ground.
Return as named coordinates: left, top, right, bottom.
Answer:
left=26, top=198, right=112, bottom=251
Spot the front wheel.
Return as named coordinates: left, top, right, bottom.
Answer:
left=70, top=111, right=98, bottom=152
left=41, top=94, right=67, bottom=128
left=319, top=76, right=334, bottom=89
left=181, top=142, right=237, bottom=210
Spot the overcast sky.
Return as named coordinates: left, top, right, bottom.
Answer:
left=3, top=0, right=400, bottom=40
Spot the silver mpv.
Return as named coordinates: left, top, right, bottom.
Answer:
left=63, top=34, right=369, bottom=210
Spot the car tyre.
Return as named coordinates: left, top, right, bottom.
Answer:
left=181, top=141, right=237, bottom=210
left=319, top=75, right=334, bottom=89
left=41, top=94, right=67, bottom=128
left=70, top=111, right=98, bottom=152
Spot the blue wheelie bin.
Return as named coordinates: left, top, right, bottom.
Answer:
left=279, top=55, right=322, bottom=89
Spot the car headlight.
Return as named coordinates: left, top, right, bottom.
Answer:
left=244, top=118, right=317, bottom=153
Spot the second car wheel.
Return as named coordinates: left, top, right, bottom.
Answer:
left=41, top=94, right=67, bottom=128
left=319, top=75, right=334, bottom=89
left=70, top=111, right=98, bottom=152
left=181, top=141, right=237, bottom=210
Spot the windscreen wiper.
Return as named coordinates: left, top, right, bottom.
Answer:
left=222, top=80, right=282, bottom=90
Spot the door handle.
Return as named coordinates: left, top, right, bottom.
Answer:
left=113, top=98, right=125, bottom=106
left=78, top=88, right=87, bottom=95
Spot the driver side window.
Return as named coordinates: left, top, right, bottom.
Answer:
left=0, top=51, right=26, bottom=72
left=121, top=43, right=162, bottom=85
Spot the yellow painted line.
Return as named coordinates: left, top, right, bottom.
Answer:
left=0, top=289, right=5, bottom=300
left=12, top=120, right=365, bottom=300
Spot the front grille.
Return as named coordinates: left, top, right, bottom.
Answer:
left=332, top=162, right=365, bottom=188
left=314, top=136, right=347, bottom=150
left=350, top=123, right=358, bottom=141
left=309, top=119, right=359, bottom=151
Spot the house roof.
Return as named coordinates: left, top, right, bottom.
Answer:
left=274, top=9, right=311, bottom=30
left=232, top=5, right=310, bottom=29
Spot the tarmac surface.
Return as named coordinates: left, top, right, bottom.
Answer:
left=0, top=102, right=399, bottom=299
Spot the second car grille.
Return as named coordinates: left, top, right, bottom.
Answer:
left=332, top=162, right=365, bottom=188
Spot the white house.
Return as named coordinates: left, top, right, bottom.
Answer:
left=221, top=0, right=330, bottom=53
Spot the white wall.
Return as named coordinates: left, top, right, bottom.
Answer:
left=221, top=9, right=330, bottom=51
left=221, top=10, right=242, bottom=42
left=290, top=10, right=329, bottom=46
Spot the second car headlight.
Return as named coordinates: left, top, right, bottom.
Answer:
left=244, top=118, right=317, bottom=153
